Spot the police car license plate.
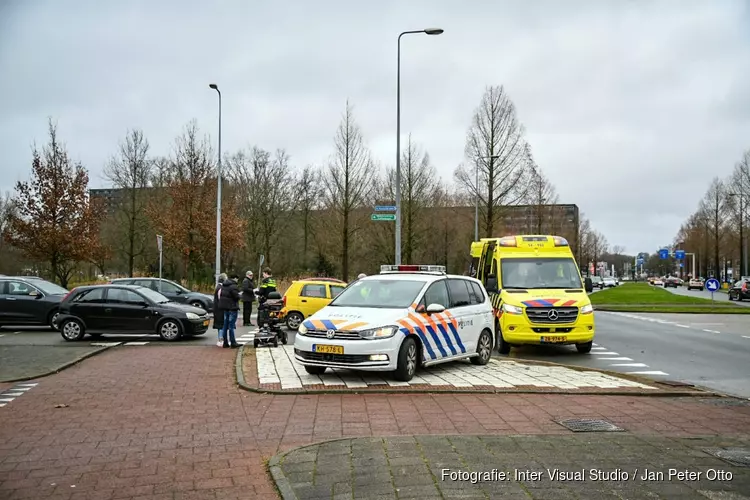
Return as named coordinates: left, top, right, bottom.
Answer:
left=541, top=336, right=567, bottom=343
left=312, top=344, right=344, bottom=355
left=203, top=320, right=209, bottom=326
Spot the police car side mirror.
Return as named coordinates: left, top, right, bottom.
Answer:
left=425, top=303, right=445, bottom=314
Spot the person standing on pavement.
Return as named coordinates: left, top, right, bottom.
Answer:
left=213, top=273, right=227, bottom=347
left=241, top=271, right=255, bottom=326
left=255, top=268, right=277, bottom=328
left=218, top=275, right=241, bottom=348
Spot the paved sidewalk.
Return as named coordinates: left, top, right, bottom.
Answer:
left=273, top=435, right=750, bottom=499
left=1, top=346, right=750, bottom=500
left=0, top=345, right=110, bottom=382
left=246, top=346, right=668, bottom=393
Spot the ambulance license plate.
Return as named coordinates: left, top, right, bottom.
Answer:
left=540, top=336, right=567, bottom=343
left=312, top=344, right=344, bottom=355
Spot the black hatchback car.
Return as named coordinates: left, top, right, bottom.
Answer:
left=0, top=276, right=69, bottom=329
left=728, top=279, right=750, bottom=302
left=57, top=284, right=210, bottom=341
left=109, top=278, right=213, bottom=312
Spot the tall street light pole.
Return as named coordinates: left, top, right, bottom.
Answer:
left=209, top=83, right=222, bottom=285
left=395, top=27, right=443, bottom=265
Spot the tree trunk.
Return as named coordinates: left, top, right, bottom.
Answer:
left=342, top=210, right=349, bottom=281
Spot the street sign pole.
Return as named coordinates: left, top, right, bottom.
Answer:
left=156, top=235, right=163, bottom=292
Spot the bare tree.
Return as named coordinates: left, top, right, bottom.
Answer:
left=454, top=85, right=528, bottom=238
left=104, top=129, right=152, bottom=276
left=227, top=147, right=294, bottom=268
left=702, top=177, right=727, bottom=277
left=323, top=101, right=376, bottom=281
left=611, top=245, right=625, bottom=255
left=376, top=135, right=439, bottom=264
left=524, top=149, right=559, bottom=234
left=295, top=165, right=322, bottom=267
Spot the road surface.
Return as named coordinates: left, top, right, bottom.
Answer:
left=507, top=310, right=750, bottom=398
left=663, top=284, right=750, bottom=306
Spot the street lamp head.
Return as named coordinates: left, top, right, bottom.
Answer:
left=208, top=83, right=218, bottom=90
left=424, top=28, right=444, bottom=35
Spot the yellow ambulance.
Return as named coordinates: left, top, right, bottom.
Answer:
left=469, top=235, right=594, bottom=354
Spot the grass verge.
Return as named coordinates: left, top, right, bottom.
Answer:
left=590, top=283, right=749, bottom=313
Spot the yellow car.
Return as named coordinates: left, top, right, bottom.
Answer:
left=279, top=278, right=348, bottom=330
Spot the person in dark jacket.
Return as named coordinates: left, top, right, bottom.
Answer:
left=213, top=273, right=227, bottom=347
left=218, top=275, right=241, bottom=348
left=241, top=270, right=255, bottom=327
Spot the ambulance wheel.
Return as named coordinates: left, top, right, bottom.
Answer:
left=305, top=365, right=326, bottom=375
left=394, top=337, right=418, bottom=382
left=496, top=326, right=510, bottom=355
left=576, top=341, right=593, bottom=354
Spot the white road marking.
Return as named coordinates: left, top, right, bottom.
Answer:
left=743, top=336, right=750, bottom=339
left=675, top=324, right=690, bottom=328
left=16, top=383, right=37, bottom=387
left=592, top=351, right=619, bottom=355
left=590, top=347, right=606, bottom=350
left=3, top=392, right=23, bottom=397
left=0, top=398, right=14, bottom=402
left=703, top=329, right=721, bottom=334
left=596, top=357, right=633, bottom=361
left=0, top=334, right=4, bottom=337
left=609, top=363, right=649, bottom=367
left=91, top=342, right=121, bottom=347
left=626, top=370, right=669, bottom=376
left=0, top=403, right=5, bottom=407
left=124, top=342, right=149, bottom=346
left=12, top=387, right=32, bottom=391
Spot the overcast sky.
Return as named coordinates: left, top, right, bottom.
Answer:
left=1, top=0, right=749, bottom=256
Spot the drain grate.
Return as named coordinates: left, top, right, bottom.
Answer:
left=703, top=448, right=750, bottom=467
left=554, top=418, right=625, bottom=432
left=699, top=398, right=750, bottom=407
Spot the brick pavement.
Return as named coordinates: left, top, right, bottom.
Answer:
left=0, top=346, right=749, bottom=500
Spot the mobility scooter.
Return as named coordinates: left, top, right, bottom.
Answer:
left=254, top=291, right=288, bottom=347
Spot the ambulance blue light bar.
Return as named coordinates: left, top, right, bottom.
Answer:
left=380, top=265, right=446, bottom=274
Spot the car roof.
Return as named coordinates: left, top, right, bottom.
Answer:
left=294, top=279, right=347, bottom=285
left=364, top=273, right=479, bottom=284
left=73, top=284, right=148, bottom=291
left=111, top=277, right=161, bottom=281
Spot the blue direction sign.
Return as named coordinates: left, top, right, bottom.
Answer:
left=374, top=205, right=396, bottom=212
left=705, top=278, right=720, bottom=292
left=675, top=250, right=685, bottom=260
left=637, top=258, right=644, bottom=265
left=658, top=248, right=669, bottom=259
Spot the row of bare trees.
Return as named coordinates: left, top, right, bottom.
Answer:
left=1, top=86, right=615, bottom=287
left=673, top=150, right=750, bottom=279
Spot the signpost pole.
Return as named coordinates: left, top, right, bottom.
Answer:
left=157, top=235, right=163, bottom=292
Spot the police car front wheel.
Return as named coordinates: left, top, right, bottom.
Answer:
left=394, top=337, right=418, bottom=382
left=304, top=365, right=327, bottom=375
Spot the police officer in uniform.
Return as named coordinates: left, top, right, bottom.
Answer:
left=256, top=268, right=277, bottom=327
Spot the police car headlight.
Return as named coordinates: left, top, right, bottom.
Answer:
left=580, top=304, right=594, bottom=314
left=358, top=326, right=398, bottom=339
left=298, top=323, right=308, bottom=335
left=502, top=303, right=523, bottom=315
left=186, top=312, right=200, bottom=320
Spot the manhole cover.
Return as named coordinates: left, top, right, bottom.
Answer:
left=699, top=398, right=750, bottom=407
left=703, top=448, right=750, bottom=467
left=554, top=418, right=625, bottom=432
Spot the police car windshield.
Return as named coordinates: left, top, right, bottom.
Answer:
left=329, top=279, right=425, bottom=308
left=501, top=258, right=582, bottom=290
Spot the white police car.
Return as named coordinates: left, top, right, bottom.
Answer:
left=293, top=265, right=495, bottom=381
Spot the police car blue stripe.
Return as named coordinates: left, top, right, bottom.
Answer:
left=302, top=320, right=315, bottom=330
left=412, top=326, right=437, bottom=360
left=436, top=324, right=461, bottom=354
left=443, top=323, right=466, bottom=353
left=423, top=324, right=448, bottom=358
left=320, top=319, right=337, bottom=331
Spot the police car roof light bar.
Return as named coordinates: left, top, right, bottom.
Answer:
left=380, top=264, right=446, bottom=274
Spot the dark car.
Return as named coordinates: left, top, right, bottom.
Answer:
left=0, top=276, right=69, bottom=329
left=110, top=278, right=213, bottom=312
left=57, top=284, right=210, bottom=342
left=664, top=277, right=680, bottom=288
left=728, top=279, right=750, bottom=302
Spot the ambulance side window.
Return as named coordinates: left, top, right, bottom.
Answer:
left=421, top=280, right=450, bottom=309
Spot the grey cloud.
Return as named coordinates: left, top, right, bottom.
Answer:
left=1, top=0, right=749, bottom=256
